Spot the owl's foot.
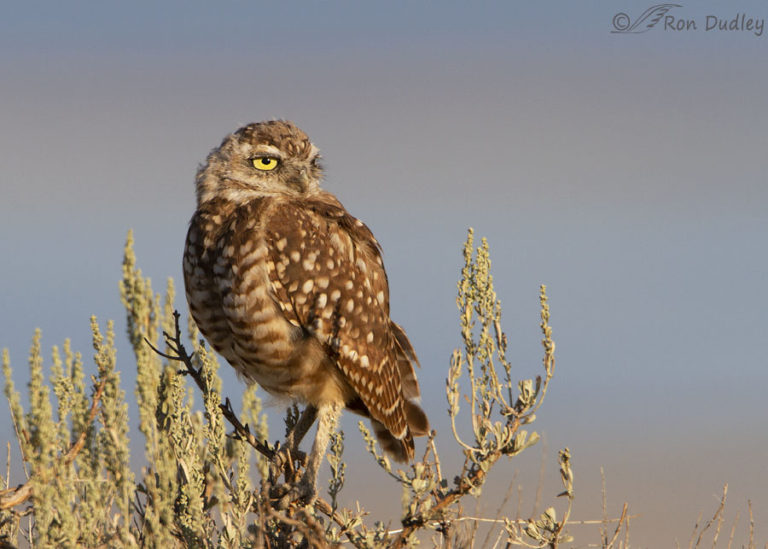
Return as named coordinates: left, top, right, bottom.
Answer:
left=272, top=443, right=306, bottom=480
left=271, top=402, right=340, bottom=508
left=270, top=405, right=315, bottom=482
left=284, top=405, right=318, bottom=454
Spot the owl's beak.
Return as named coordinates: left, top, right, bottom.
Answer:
left=288, top=168, right=311, bottom=193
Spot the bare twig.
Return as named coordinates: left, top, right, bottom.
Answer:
left=3, top=442, right=9, bottom=491
left=688, top=513, right=703, bottom=549
left=601, top=467, right=608, bottom=548
left=711, top=511, right=724, bottom=549
left=532, top=438, right=547, bottom=517
left=692, top=484, right=727, bottom=549
left=604, top=503, right=629, bottom=549
left=0, top=482, right=33, bottom=511
left=726, top=512, right=739, bottom=549
left=688, top=484, right=728, bottom=547
left=481, top=471, right=518, bottom=549
left=440, top=514, right=637, bottom=526
left=625, top=513, right=631, bottom=548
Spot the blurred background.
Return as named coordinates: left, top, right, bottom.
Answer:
left=1, top=1, right=767, bottom=545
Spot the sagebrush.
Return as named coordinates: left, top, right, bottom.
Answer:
left=3, top=229, right=746, bottom=548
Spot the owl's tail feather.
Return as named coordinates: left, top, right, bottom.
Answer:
left=391, top=322, right=421, bottom=400
left=404, top=399, right=429, bottom=437
left=369, top=399, right=429, bottom=463
left=371, top=418, right=413, bottom=462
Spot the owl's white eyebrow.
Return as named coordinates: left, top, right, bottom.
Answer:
left=251, top=145, right=283, bottom=157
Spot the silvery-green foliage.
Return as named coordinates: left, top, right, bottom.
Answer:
left=1, top=229, right=656, bottom=548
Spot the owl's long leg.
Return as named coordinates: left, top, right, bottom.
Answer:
left=293, top=400, right=342, bottom=502
left=284, top=404, right=318, bottom=457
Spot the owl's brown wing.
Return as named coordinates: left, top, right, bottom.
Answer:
left=263, top=194, right=423, bottom=460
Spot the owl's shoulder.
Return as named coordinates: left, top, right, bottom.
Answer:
left=278, top=191, right=384, bottom=259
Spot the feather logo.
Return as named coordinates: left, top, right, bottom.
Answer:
left=612, top=4, right=682, bottom=33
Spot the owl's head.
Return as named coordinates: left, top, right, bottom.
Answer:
left=196, top=120, right=323, bottom=205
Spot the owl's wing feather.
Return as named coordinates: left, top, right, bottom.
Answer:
left=263, top=194, right=421, bottom=460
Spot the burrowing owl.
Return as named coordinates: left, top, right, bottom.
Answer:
left=183, top=120, right=428, bottom=498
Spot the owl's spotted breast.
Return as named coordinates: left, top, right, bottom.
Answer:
left=185, top=197, right=329, bottom=398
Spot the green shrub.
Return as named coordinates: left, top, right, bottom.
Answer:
left=4, top=229, right=742, bottom=548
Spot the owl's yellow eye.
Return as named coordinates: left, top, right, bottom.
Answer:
left=252, top=157, right=279, bottom=171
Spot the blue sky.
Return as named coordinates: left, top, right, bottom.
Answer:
left=1, top=2, right=767, bottom=545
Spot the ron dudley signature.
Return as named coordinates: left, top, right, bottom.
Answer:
left=667, top=13, right=765, bottom=36
left=612, top=5, right=765, bottom=37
